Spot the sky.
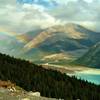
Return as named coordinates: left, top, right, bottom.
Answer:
left=0, top=0, right=100, bottom=33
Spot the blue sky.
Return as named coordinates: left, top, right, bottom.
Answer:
left=17, top=0, right=58, bottom=8
left=0, top=0, right=100, bottom=33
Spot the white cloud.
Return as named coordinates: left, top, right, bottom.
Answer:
left=0, top=0, right=100, bottom=32
left=0, top=0, right=16, bottom=6
left=48, top=0, right=100, bottom=32
left=0, top=3, right=61, bottom=33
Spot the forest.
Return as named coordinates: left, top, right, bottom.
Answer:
left=0, top=53, right=100, bottom=100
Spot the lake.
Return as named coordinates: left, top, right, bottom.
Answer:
left=74, top=73, right=100, bottom=85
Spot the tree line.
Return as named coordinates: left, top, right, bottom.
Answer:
left=0, top=53, right=100, bottom=100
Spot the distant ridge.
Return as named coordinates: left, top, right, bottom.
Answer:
left=76, top=42, right=100, bottom=68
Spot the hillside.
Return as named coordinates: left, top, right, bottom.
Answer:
left=24, top=23, right=100, bottom=52
left=21, top=23, right=100, bottom=64
left=75, top=42, right=100, bottom=68
left=0, top=81, right=57, bottom=100
left=0, top=23, right=100, bottom=65
left=0, top=32, right=25, bottom=56
left=0, top=53, right=100, bottom=100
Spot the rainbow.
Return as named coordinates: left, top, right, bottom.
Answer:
left=0, top=28, right=28, bottom=43
left=0, top=28, right=16, bottom=36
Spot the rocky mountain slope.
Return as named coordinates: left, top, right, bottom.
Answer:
left=0, top=23, right=100, bottom=65
left=0, top=80, right=57, bottom=100
left=24, top=23, right=100, bottom=52
left=76, top=42, right=100, bottom=68
left=20, top=23, right=100, bottom=64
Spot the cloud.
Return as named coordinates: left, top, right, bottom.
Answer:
left=51, top=0, right=99, bottom=21
left=48, top=0, right=100, bottom=32
left=0, top=0, right=16, bottom=6
left=0, top=0, right=100, bottom=32
left=0, top=3, right=61, bottom=33
left=17, top=0, right=58, bottom=8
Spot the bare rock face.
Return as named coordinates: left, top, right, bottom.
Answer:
left=0, top=80, right=15, bottom=89
left=28, top=91, right=40, bottom=97
left=0, top=80, right=58, bottom=100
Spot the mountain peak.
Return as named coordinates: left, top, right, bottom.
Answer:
left=23, top=23, right=87, bottom=50
left=65, top=23, right=78, bottom=27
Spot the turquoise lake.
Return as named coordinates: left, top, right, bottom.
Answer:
left=75, top=73, right=100, bottom=85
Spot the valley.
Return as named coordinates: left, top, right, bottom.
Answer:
left=0, top=23, right=100, bottom=85
left=0, top=0, right=100, bottom=99
left=42, top=63, right=100, bottom=84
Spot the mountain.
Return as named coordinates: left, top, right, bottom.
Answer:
left=24, top=23, right=100, bottom=52
left=20, top=23, right=100, bottom=64
left=0, top=53, right=100, bottom=99
left=76, top=42, right=100, bottom=68
left=16, top=29, right=44, bottom=43
left=0, top=32, right=25, bottom=56
left=0, top=23, right=100, bottom=65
